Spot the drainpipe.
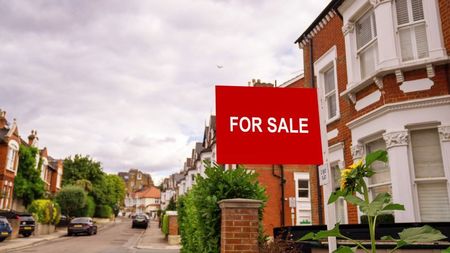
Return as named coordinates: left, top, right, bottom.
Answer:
left=272, top=165, right=286, bottom=227
left=309, top=39, right=324, bottom=225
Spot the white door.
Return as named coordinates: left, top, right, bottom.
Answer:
left=294, top=172, right=312, bottom=225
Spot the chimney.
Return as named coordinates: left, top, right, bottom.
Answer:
left=0, top=109, right=7, bottom=129
left=248, top=79, right=274, bottom=88
left=28, top=130, right=39, bottom=147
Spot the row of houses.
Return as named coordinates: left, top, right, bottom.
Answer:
left=0, top=109, right=63, bottom=211
left=162, top=0, right=450, bottom=236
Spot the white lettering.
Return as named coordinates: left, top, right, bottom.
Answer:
left=267, top=117, right=277, bottom=133
left=230, top=116, right=239, bottom=132
left=299, top=118, right=309, bottom=133
left=252, top=117, right=262, bottom=133
left=277, top=118, right=288, bottom=133
left=240, top=117, right=251, bottom=132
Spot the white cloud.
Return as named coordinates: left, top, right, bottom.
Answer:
left=0, top=0, right=329, bottom=178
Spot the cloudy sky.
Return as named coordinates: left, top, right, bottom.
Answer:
left=0, top=0, right=328, bottom=184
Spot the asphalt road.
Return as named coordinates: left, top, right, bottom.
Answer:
left=9, top=219, right=179, bottom=253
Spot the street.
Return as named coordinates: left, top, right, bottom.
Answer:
left=7, top=218, right=179, bottom=253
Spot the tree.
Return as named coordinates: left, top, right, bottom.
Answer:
left=13, top=144, right=46, bottom=207
left=92, top=174, right=126, bottom=208
left=62, top=155, right=104, bottom=186
left=55, top=185, right=87, bottom=217
left=74, top=179, right=93, bottom=193
left=166, top=196, right=176, bottom=211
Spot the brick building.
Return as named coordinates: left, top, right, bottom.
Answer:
left=0, top=110, right=20, bottom=210
left=118, top=168, right=154, bottom=193
left=295, top=0, right=450, bottom=226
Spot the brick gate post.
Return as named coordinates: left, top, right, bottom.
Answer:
left=218, top=198, right=262, bottom=253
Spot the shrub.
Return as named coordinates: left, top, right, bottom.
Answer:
left=56, top=185, right=87, bottom=217
left=95, top=205, right=113, bottom=218
left=178, top=164, right=267, bottom=253
left=161, top=214, right=169, bottom=235
left=28, top=199, right=60, bottom=224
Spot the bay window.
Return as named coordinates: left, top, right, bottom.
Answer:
left=410, top=128, right=450, bottom=222
left=356, top=10, right=377, bottom=79
left=396, top=0, right=428, bottom=62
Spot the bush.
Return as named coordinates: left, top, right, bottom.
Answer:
left=178, top=164, right=267, bottom=253
left=161, top=214, right=169, bottom=235
left=95, top=205, right=113, bottom=218
left=56, top=185, right=87, bottom=217
left=28, top=199, right=60, bottom=224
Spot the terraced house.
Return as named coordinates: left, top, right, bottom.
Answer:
left=0, top=110, right=20, bottom=210
left=295, top=0, right=450, bottom=226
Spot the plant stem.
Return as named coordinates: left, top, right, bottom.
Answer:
left=339, top=234, right=370, bottom=253
left=361, top=179, right=377, bottom=253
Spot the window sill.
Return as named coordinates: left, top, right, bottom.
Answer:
left=6, top=168, right=16, bottom=173
left=341, top=55, right=450, bottom=101
left=326, top=114, right=341, bottom=125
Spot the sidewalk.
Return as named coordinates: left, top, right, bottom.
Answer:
left=136, top=220, right=181, bottom=251
left=0, top=219, right=117, bottom=253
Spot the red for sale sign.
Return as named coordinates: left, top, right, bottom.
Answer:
left=215, top=85, right=323, bottom=165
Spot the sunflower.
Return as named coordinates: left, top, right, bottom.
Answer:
left=340, top=160, right=363, bottom=191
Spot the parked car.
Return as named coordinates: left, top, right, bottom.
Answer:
left=0, top=217, right=12, bottom=242
left=57, top=215, right=70, bottom=227
left=132, top=214, right=148, bottom=229
left=67, top=217, right=97, bottom=236
left=18, top=215, right=35, bottom=237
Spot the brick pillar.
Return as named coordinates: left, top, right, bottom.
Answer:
left=166, top=211, right=180, bottom=245
left=218, top=198, right=262, bottom=253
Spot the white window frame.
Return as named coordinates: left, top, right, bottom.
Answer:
left=6, top=140, right=19, bottom=173
left=394, top=0, right=429, bottom=62
left=408, top=125, right=450, bottom=222
left=355, top=9, right=378, bottom=80
left=294, top=172, right=312, bottom=226
left=314, top=46, right=340, bottom=125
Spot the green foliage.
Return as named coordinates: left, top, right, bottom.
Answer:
left=300, top=150, right=446, bottom=253
left=161, top=214, right=169, bottom=235
left=178, top=164, right=267, bottom=253
left=74, top=195, right=96, bottom=217
left=92, top=174, right=126, bottom=210
left=95, top=205, right=113, bottom=218
left=55, top=185, right=87, bottom=217
left=166, top=196, right=177, bottom=211
left=62, top=155, right=104, bottom=186
left=13, top=144, right=46, bottom=207
left=74, top=179, right=93, bottom=192
left=28, top=199, right=60, bottom=224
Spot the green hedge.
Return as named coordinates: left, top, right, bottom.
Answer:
left=178, top=164, right=267, bottom=253
left=161, top=214, right=169, bottom=235
left=28, top=199, right=60, bottom=224
left=95, top=205, right=113, bottom=218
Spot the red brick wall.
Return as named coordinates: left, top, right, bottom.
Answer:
left=168, top=215, right=179, bottom=235
left=439, top=0, right=450, bottom=54
left=219, top=199, right=260, bottom=253
left=285, top=77, right=305, bottom=88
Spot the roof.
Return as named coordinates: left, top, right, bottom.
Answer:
left=209, top=115, right=216, bottom=130
left=294, top=0, right=343, bottom=47
left=135, top=186, right=160, bottom=199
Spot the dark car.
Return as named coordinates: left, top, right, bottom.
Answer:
left=18, top=215, right=35, bottom=237
left=132, top=214, right=148, bottom=229
left=0, top=217, right=12, bottom=242
left=67, top=217, right=97, bottom=236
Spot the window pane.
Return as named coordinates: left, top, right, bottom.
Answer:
left=298, top=179, right=308, bottom=189
left=411, top=129, right=445, bottom=178
left=415, top=24, right=429, bottom=59
left=411, top=0, right=424, bottom=21
left=324, top=67, right=335, bottom=94
left=360, top=43, right=377, bottom=78
left=298, top=190, right=308, bottom=198
left=366, top=139, right=390, bottom=185
left=399, top=28, right=414, bottom=61
left=332, top=164, right=341, bottom=191
left=417, top=182, right=450, bottom=221
left=396, top=0, right=410, bottom=25
left=327, top=94, right=337, bottom=119
left=356, top=11, right=374, bottom=49
left=335, top=198, right=347, bottom=224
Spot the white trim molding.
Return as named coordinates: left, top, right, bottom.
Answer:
left=383, top=131, right=409, bottom=149
left=438, top=125, right=450, bottom=142
left=355, top=90, right=381, bottom=111
left=400, top=78, right=434, bottom=93
left=351, top=144, right=364, bottom=160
